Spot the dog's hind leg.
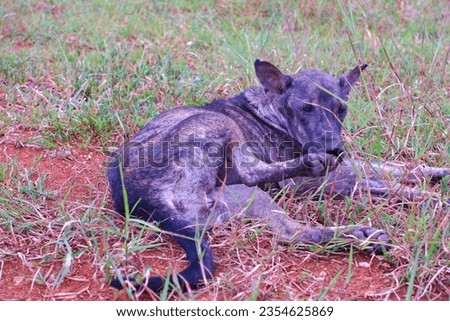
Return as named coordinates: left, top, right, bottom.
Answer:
left=209, top=185, right=390, bottom=254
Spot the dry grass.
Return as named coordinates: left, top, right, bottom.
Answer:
left=0, top=0, right=449, bottom=301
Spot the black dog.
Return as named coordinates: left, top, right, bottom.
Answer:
left=108, top=60, right=389, bottom=292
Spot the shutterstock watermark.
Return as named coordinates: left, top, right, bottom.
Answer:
left=108, top=132, right=345, bottom=170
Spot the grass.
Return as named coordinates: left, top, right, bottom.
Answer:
left=0, top=0, right=449, bottom=300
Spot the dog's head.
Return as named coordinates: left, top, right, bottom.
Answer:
left=249, top=59, right=367, bottom=160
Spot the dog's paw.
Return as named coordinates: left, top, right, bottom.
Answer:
left=343, top=226, right=390, bottom=255
left=303, top=153, right=338, bottom=177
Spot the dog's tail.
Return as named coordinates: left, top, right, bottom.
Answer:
left=110, top=213, right=215, bottom=293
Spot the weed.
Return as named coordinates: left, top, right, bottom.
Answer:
left=0, top=0, right=448, bottom=300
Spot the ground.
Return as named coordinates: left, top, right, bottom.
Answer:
left=0, top=0, right=448, bottom=302
left=0, top=128, right=413, bottom=301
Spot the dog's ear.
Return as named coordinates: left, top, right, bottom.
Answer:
left=254, top=59, right=293, bottom=95
left=339, top=64, right=368, bottom=100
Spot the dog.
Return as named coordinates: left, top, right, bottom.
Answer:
left=108, top=59, right=393, bottom=293
left=284, top=158, right=450, bottom=202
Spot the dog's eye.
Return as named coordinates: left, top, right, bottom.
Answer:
left=302, top=104, right=314, bottom=113
left=285, top=106, right=294, bottom=116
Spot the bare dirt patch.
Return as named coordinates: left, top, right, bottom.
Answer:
left=0, top=129, right=407, bottom=300
left=0, top=128, right=125, bottom=300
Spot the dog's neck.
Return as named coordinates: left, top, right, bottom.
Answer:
left=232, top=87, right=303, bottom=161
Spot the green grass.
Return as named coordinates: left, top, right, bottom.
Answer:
left=0, top=0, right=449, bottom=300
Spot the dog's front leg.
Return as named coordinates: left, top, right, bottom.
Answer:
left=230, top=148, right=338, bottom=186
left=264, top=207, right=390, bottom=254
left=358, top=160, right=450, bottom=183
left=211, top=185, right=389, bottom=254
left=285, top=159, right=449, bottom=204
left=287, top=225, right=390, bottom=254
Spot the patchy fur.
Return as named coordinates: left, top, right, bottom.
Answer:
left=108, top=60, right=390, bottom=293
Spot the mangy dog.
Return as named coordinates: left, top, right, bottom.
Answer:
left=108, top=59, right=447, bottom=293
